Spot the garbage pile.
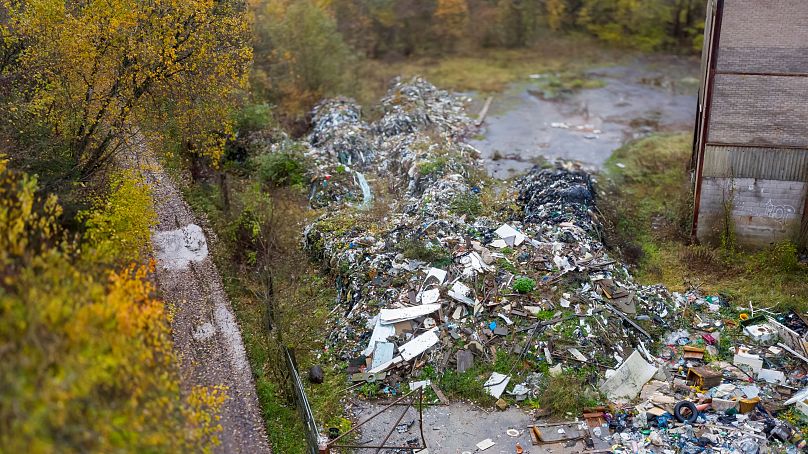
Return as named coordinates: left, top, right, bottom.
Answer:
left=374, top=76, right=473, bottom=140
left=300, top=78, right=808, bottom=452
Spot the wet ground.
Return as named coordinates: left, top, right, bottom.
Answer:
left=470, top=56, right=700, bottom=178
left=350, top=401, right=534, bottom=453
left=350, top=400, right=597, bottom=453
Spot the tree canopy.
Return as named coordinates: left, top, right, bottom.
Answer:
left=1, top=0, right=252, bottom=180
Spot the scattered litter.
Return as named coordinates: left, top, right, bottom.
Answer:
left=153, top=224, right=209, bottom=270
left=295, top=76, right=808, bottom=453
left=475, top=438, right=495, bottom=451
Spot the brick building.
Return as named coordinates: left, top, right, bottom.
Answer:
left=691, top=0, right=808, bottom=248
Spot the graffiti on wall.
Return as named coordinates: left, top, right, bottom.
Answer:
left=764, top=199, right=796, bottom=226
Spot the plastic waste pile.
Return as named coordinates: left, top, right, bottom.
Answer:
left=309, top=97, right=374, bottom=168
left=298, top=77, right=808, bottom=453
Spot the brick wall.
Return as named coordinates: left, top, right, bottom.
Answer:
left=718, top=0, right=808, bottom=74
left=694, top=0, right=808, bottom=247
left=708, top=74, right=808, bottom=147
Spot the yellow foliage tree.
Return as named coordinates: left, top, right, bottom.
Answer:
left=545, top=0, right=566, bottom=31
left=79, top=170, right=157, bottom=266
left=0, top=156, right=224, bottom=452
left=2, top=0, right=252, bottom=179
left=433, top=0, right=469, bottom=49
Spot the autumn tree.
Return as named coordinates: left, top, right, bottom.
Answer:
left=433, top=0, right=470, bottom=51
left=545, top=0, right=567, bottom=31
left=1, top=0, right=252, bottom=181
left=252, top=0, right=354, bottom=120
left=578, top=0, right=675, bottom=50
left=0, top=156, right=225, bottom=452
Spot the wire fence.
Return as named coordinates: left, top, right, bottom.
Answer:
left=283, top=346, right=324, bottom=454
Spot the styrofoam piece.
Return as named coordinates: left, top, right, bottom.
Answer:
left=399, top=327, right=440, bottom=361
left=484, top=372, right=511, bottom=399
left=379, top=304, right=440, bottom=324
left=600, top=351, right=657, bottom=401
left=362, top=319, right=396, bottom=356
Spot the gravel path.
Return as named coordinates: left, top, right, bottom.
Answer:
left=134, top=140, right=271, bottom=454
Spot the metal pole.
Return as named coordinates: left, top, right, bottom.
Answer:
left=373, top=395, right=414, bottom=454
left=418, top=388, right=426, bottom=449
left=328, top=388, right=419, bottom=446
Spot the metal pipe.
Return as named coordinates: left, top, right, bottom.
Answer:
left=418, top=388, right=426, bottom=450
left=327, top=388, right=419, bottom=446
left=373, top=396, right=413, bottom=454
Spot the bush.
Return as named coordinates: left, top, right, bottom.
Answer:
left=235, top=103, right=274, bottom=134
left=748, top=242, right=800, bottom=274
left=79, top=170, right=157, bottom=266
left=253, top=149, right=308, bottom=188
left=0, top=159, right=222, bottom=452
left=538, top=371, right=600, bottom=415
left=512, top=277, right=536, bottom=293
left=449, top=192, right=482, bottom=217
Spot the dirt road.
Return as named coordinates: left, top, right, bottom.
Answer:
left=134, top=141, right=271, bottom=454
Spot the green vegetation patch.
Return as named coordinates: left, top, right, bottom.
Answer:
left=600, top=133, right=808, bottom=312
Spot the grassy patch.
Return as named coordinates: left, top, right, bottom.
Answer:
left=399, top=238, right=453, bottom=267
left=449, top=192, right=482, bottom=217
left=600, top=133, right=808, bottom=311
left=183, top=175, right=347, bottom=454
left=527, top=71, right=606, bottom=100
left=355, top=33, right=626, bottom=105
left=537, top=371, right=601, bottom=416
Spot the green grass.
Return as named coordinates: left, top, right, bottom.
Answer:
left=182, top=178, right=348, bottom=454
left=527, top=71, right=606, bottom=100
left=449, top=192, right=482, bottom=217
left=537, top=370, right=601, bottom=416
left=600, top=133, right=808, bottom=312
left=355, top=33, right=627, bottom=105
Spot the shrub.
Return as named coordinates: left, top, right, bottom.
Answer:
left=512, top=277, right=536, bottom=293
left=538, top=371, right=600, bottom=416
left=79, top=170, right=157, bottom=265
left=253, top=149, right=307, bottom=187
left=449, top=192, right=482, bottom=217
left=0, top=159, right=222, bottom=452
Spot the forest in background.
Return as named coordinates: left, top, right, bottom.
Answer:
left=251, top=0, right=707, bottom=124
left=0, top=0, right=709, bottom=451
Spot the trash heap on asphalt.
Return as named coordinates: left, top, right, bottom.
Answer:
left=299, top=77, right=808, bottom=453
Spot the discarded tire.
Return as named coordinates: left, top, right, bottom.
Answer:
left=308, top=365, right=324, bottom=384
left=674, top=401, right=698, bottom=424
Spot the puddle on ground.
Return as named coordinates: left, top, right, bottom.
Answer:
left=469, top=56, right=700, bottom=178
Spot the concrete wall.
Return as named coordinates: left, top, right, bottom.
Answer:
left=695, top=0, right=808, bottom=248
left=697, top=177, right=806, bottom=246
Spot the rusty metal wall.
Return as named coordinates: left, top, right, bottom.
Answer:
left=702, top=146, right=808, bottom=181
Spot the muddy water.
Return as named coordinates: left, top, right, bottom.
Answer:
left=470, top=56, right=701, bottom=178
